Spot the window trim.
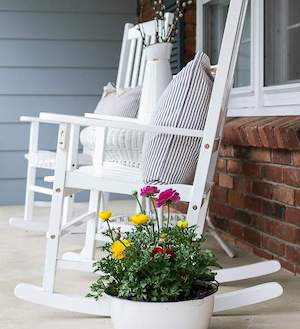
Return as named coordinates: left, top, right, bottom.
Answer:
left=197, top=0, right=300, bottom=116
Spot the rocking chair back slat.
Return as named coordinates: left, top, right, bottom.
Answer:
left=116, top=23, right=134, bottom=89
left=131, top=38, right=143, bottom=87
left=124, top=38, right=137, bottom=88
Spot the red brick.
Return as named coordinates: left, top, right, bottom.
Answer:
left=228, top=221, right=244, bottom=238
left=252, top=181, right=273, bottom=199
left=253, top=216, right=273, bottom=234
left=211, top=216, right=229, bottom=232
left=273, top=185, right=295, bottom=205
left=262, top=235, right=285, bottom=256
left=271, top=221, right=298, bottom=243
left=292, top=151, right=300, bottom=166
left=235, top=209, right=254, bottom=225
left=227, top=159, right=241, bottom=174
left=245, top=196, right=262, bottom=213
left=263, top=165, right=283, bottom=183
left=244, top=227, right=261, bottom=247
left=172, top=202, right=188, bottom=214
left=211, top=186, right=227, bottom=204
left=217, top=158, right=226, bottom=171
left=234, top=239, right=254, bottom=253
left=214, top=173, right=219, bottom=185
left=286, top=207, right=300, bottom=226
left=249, top=148, right=271, bottom=162
left=277, top=258, right=296, bottom=273
left=210, top=201, right=236, bottom=220
left=272, top=149, right=291, bottom=165
left=253, top=247, right=273, bottom=260
left=286, top=245, right=300, bottom=265
left=228, top=191, right=245, bottom=209
left=219, top=145, right=236, bottom=158
left=261, top=200, right=285, bottom=220
left=283, top=168, right=300, bottom=187
left=295, top=190, right=300, bottom=206
left=243, top=163, right=262, bottom=178
left=218, top=173, right=234, bottom=189
left=233, top=177, right=252, bottom=194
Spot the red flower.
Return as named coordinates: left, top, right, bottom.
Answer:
left=156, top=188, right=180, bottom=208
left=153, top=246, right=164, bottom=254
left=152, top=246, right=175, bottom=257
left=164, top=247, right=175, bottom=257
left=140, top=186, right=160, bottom=197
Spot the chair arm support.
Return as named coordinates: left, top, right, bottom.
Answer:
left=39, top=112, right=204, bottom=138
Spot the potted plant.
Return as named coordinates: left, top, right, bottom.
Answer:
left=88, top=186, right=220, bottom=329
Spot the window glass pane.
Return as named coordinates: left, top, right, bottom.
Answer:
left=203, top=0, right=251, bottom=88
left=264, top=0, right=300, bottom=86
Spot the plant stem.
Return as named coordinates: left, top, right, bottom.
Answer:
left=106, top=221, right=115, bottom=242
left=167, top=203, right=170, bottom=229
left=150, top=196, right=160, bottom=233
left=133, top=193, right=145, bottom=214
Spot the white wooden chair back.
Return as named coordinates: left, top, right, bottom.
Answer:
left=116, top=13, right=174, bottom=89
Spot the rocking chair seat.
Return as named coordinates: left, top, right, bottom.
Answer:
left=25, top=151, right=92, bottom=170
left=66, top=165, right=210, bottom=202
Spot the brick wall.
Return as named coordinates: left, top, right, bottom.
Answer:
left=210, top=117, right=300, bottom=273
left=137, top=0, right=196, bottom=63
left=137, top=2, right=300, bottom=273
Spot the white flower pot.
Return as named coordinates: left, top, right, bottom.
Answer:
left=108, top=292, right=216, bottom=329
left=138, top=42, right=173, bottom=123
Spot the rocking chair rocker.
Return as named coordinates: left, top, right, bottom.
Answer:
left=15, top=0, right=283, bottom=316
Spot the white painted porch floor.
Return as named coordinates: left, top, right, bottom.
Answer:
left=1, top=201, right=299, bottom=329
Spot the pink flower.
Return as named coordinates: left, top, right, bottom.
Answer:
left=140, top=186, right=160, bottom=197
left=156, top=188, right=180, bottom=208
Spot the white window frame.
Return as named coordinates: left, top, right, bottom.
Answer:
left=196, top=0, right=300, bottom=117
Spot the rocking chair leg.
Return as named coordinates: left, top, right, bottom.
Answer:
left=80, top=190, right=101, bottom=260
left=62, top=194, right=75, bottom=225
left=24, top=121, right=40, bottom=222
left=43, top=123, right=69, bottom=291
left=24, top=165, right=36, bottom=222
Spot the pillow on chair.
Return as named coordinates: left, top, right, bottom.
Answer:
left=94, top=82, right=141, bottom=117
left=142, top=52, right=213, bottom=184
left=80, top=83, right=143, bottom=166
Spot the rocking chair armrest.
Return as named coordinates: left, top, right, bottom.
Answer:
left=40, top=112, right=204, bottom=138
left=20, top=116, right=61, bottom=125
left=84, top=113, right=139, bottom=124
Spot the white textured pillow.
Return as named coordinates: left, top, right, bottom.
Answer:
left=80, top=83, right=143, bottom=166
left=94, top=82, right=141, bottom=117
left=142, top=52, right=213, bottom=184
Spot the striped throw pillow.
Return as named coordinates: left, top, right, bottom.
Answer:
left=142, top=52, right=213, bottom=184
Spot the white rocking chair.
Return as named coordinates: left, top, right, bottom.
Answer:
left=15, top=0, right=283, bottom=316
left=9, top=15, right=172, bottom=233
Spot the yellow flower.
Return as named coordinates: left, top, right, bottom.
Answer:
left=99, top=210, right=112, bottom=221
left=177, top=219, right=189, bottom=230
left=112, top=240, right=131, bottom=260
left=130, top=213, right=150, bottom=225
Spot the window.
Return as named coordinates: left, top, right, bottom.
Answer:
left=203, top=0, right=251, bottom=87
left=197, top=0, right=300, bottom=116
left=264, top=0, right=300, bottom=86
